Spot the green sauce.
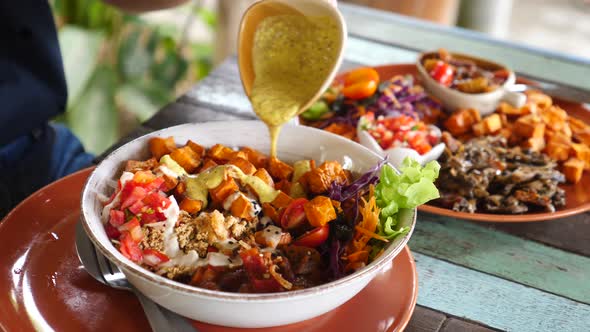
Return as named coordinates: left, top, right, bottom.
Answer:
left=250, top=14, right=340, bottom=157
left=184, top=165, right=280, bottom=207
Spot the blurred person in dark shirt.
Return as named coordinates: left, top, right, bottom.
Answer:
left=0, top=0, right=188, bottom=218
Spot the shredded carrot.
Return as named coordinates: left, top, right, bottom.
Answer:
left=344, top=250, right=369, bottom=263
left=354, top=225, right=389, bottom=242
left=345, top=185, right=383, bottom=257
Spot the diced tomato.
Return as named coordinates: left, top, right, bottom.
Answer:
left=105, top=222, right=121, bottom=239
left=140, top=210, right=159, bottom=224
left=128, top=200, right=145, bottom=215
left=240, top=248, right=267, bottom=277
left=143, top=177, right=165, bottom=192
left=429, top=60, right=454, bottom=87
left=142, top=249, right=170, bottom=266
left=280, top=198, right=308, bottom=230
left=118, top=217, right=140, bottom=232
left=251, top=278, right=282, bottom=293
left=120, top=185, right=148, bottom=210
left=293, top=225, right=330, bottom=248
left=109, top=209, right=125, bottom=227
left=119, top=232, right=143, bottom=262
left=142, top=192, right=171, bottom=210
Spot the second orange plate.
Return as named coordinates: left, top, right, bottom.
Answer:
left=314, top=64, right=590, bottom=222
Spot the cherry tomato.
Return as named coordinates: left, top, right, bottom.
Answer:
left=343, top=67, right=380, bottom=86
left=293, top=225, right=330, bottom=248
left=429, top=60, right=454, bottom=87
left=342, top=68, right=379, bottom=100
left=281, top=198, right=308, bottom=230
left=342, top=80, right=378, bottom=100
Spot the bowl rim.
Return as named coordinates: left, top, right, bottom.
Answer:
left=416, top=50, right=516, bottom=98
left=80, top=120, right=417, bottom=302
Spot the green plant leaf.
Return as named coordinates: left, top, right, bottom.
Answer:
left=67, top=67, right=118, bottom=154
left=117, top=27, right=152, bottom=81
left=195, top=7, right=217, bottom=28
left=58, top=25, right=104, bottom=106
left=116, top=84, right=164, bottom=122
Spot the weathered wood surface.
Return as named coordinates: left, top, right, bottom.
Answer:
left=405, top=306, right=446, bottom=332
left=411, top=216, right=590, bottom=304
left=414, top=252, right=590, bottom=332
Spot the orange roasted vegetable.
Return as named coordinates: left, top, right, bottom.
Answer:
left=207, top=144, right=235, bottom=162
left=303, top=196, right=336, bottom=227
left=228, top=157, right=256, bottom=175
left=209, top=178, right=238, bottom=204
left=262, top=203, right=280, bottom=223
left=170, top=146, right=201, bottom=173
left=230, top=194, right=254, bottom=221
left=443, top=109, right=480, bottom=136
left=271, top=191, right=293, bottom=209
left=300, top=161, right=349, bottom=194
left=200, top=158, right=218, bottom=172
left=253, top=168, right=274, bottom=187
left=240, top=147, right=268, bottom=168
left=149, top=137, right=176, bottom=160
left=179, top=198, right=204, bottom=214
left=563, top=158, right=584, bottom=184
left=268, top=157, right=294, bottom=180
left=186, top=140, right=206, bottom=157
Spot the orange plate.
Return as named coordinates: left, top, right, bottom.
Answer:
left=0, top=168, right=418, bottom=332
left=313, top=64, right=590, bottom=222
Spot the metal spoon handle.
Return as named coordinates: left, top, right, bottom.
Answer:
left=133, top=287, right=196, bottom=332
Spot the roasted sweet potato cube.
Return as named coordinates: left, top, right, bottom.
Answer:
left=156, top=168, right=180, bottom=192
left=541, top=106, right=568, bottom=131
left=149, top=137, right=176, bottom=160
left=207, top=144, right=235, bottom=162
left=209, top=178, right=238, bottom=204
left=300, top=161, right=349, bottom=194
left=174, top=181, right=186, bottom=197
left=228, top=157, right=256, bottom=175
left=563, top=158, right=585, bottom=184
left=574, top=130, right=590, bottom=146
left=231, top=194, right=254, bottom=221
left=240, top=147, right=268, bottom=168
left=304, top=196, right=337, bottom=227
left=546, top=131, right=571, bottom=146
left=498, top=102, right=530, bottom=116
left=179, top=198, right=204, bottom=214
left=271, top=191, right=293, bottom=209
left=125, top=158, right=158, bottom=172
left=525, top=90, right=552, bottom=109
left=323, top=123, right=356, bottom=140
left=443, top=108, right=480, bottom=136
left=253, top=168, right=274, bottom=187
left=274, top=179, right=291, bottom=194
left=572, top=143, right=590, bottom=170
left=544, top=142, right=570, bottom=162
left=170, top=146, right=201, bottom=173
left=200, top=158, right=218, bottom=172
left=268, top=157, right=294, bottom=180
left=568, top=117, right=590, bottom=134
left=472, top=122, right=486, bottom=136
left=262, top=203, right=280, bottom=223
left=522, top=137, right=545, bottom=152
left=483, top=114, right=502, bottom=134
left=513, top=115, right=545, bottom=138
left=186, top=140, right=206, bottom=157
left=499, top=128, right=513, bottom=140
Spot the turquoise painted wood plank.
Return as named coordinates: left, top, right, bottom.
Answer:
left=414, top=252, right=590, bottom=332
left=409, top=216, right=590, bottom=304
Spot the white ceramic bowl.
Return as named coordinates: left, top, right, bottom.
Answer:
left=416, top=51, right=526, bottom=115
left=80, top=121, right=416, bottom=328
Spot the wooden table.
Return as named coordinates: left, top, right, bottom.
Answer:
left=98, top=5, right=590, bottom=331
